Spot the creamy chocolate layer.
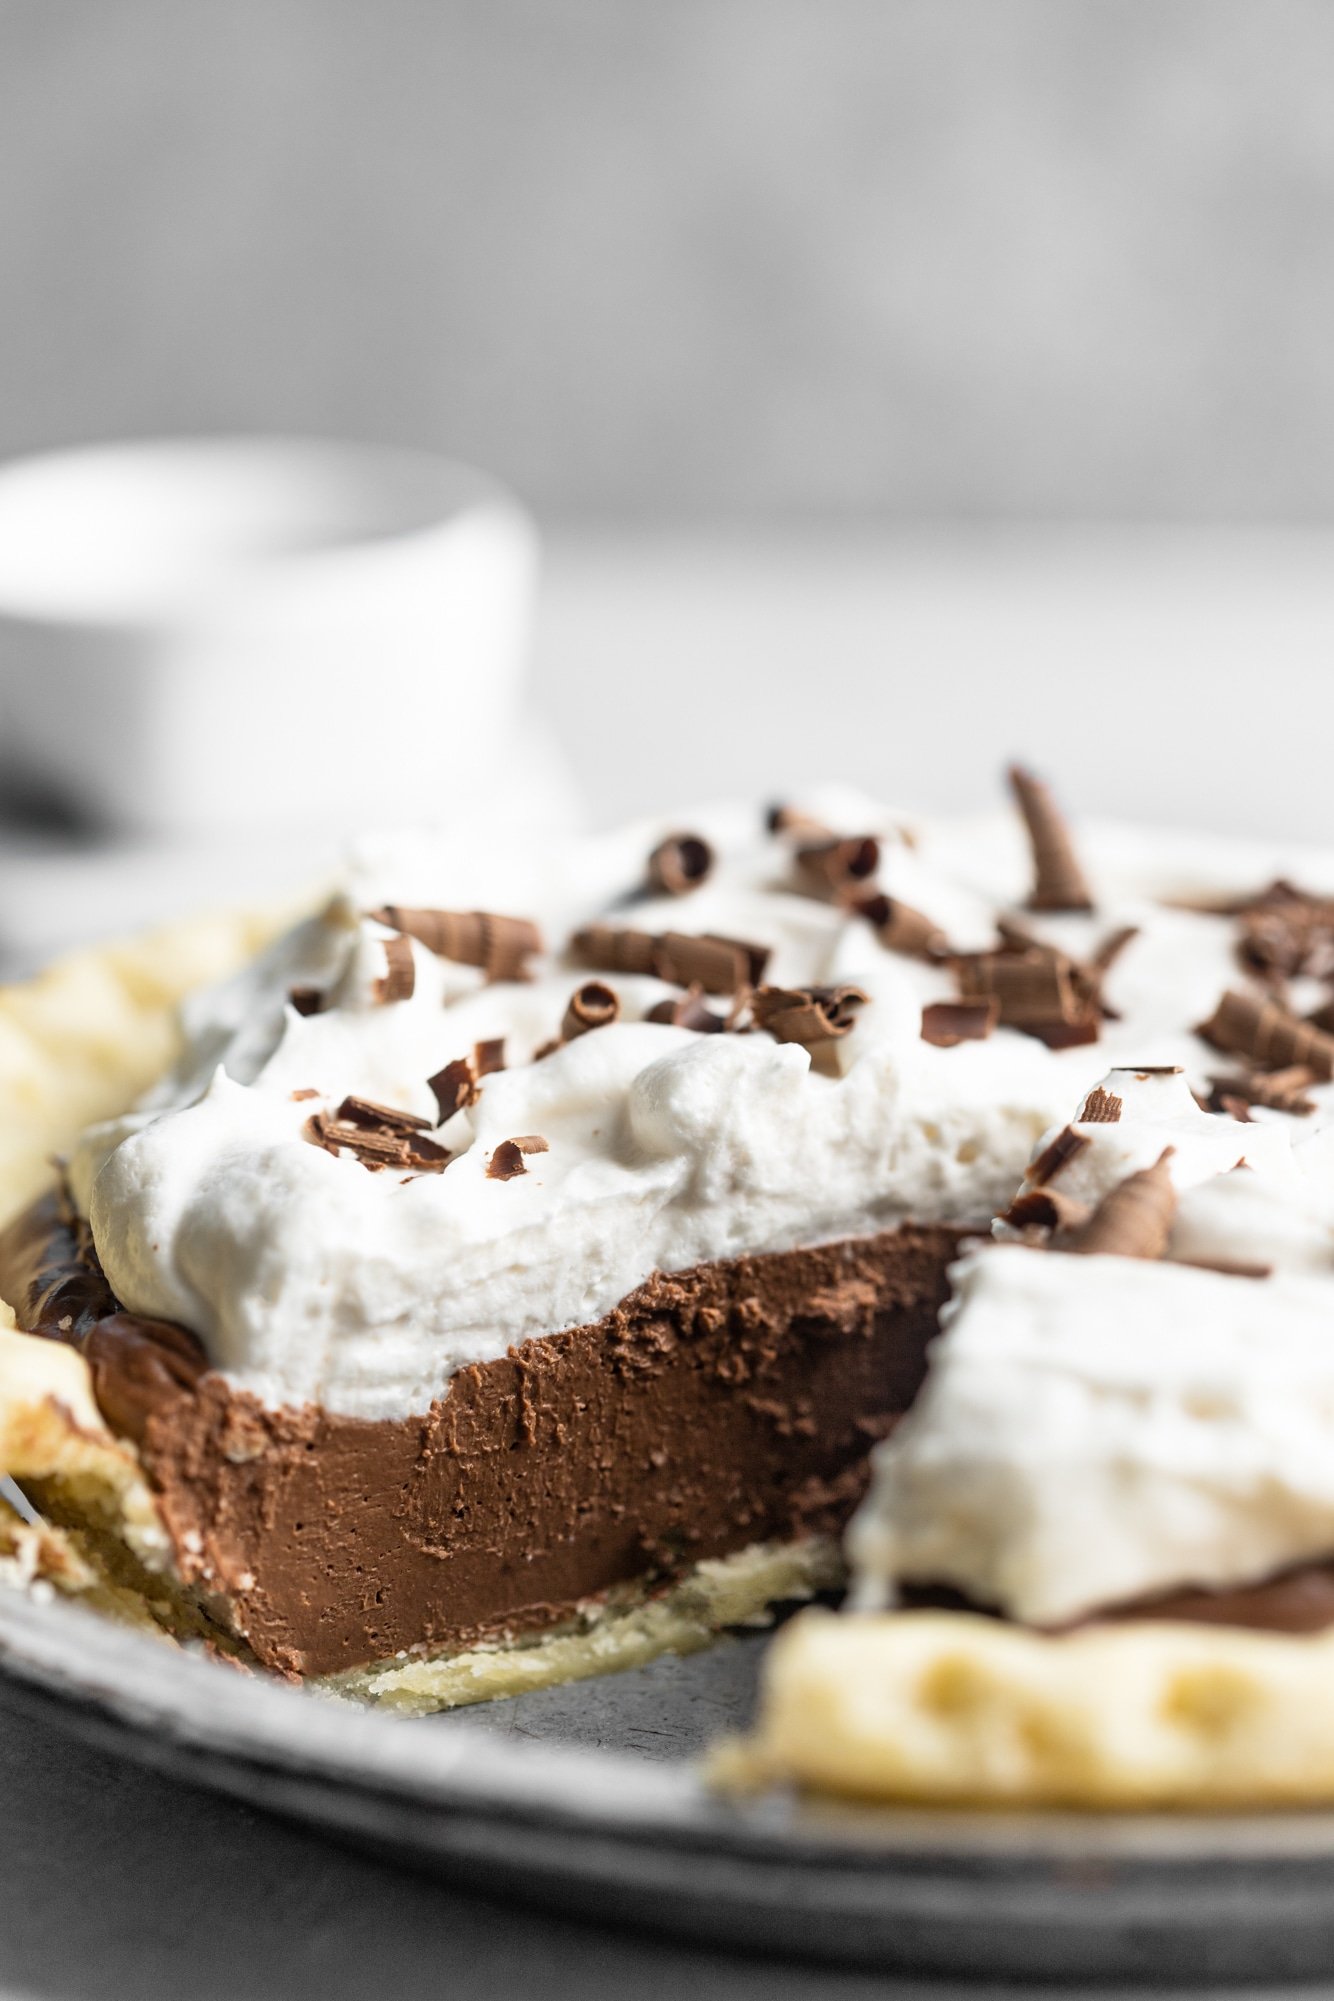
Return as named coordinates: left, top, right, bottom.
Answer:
left=1, top=1194, right=960, bottom=1676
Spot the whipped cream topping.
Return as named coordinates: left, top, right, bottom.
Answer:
left=849, top=1060, right=1334, bottom=1623
left=68, top=788, right=1334, bottom=1421
left=847, top=1246, right=1334, bottom=1625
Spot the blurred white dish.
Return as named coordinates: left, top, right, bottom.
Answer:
left=0, top=437, right=546, bottom=837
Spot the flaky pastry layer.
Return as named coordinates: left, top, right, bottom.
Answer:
left=717, top=1608, right=1334, bottom=1808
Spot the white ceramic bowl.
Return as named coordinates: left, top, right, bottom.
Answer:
left=0, top=438, right=541, bottom=837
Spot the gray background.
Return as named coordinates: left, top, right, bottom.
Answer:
left=5, top=0, right=1334, bottom=523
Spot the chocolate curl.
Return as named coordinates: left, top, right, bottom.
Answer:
left=645, top=985, right=725, bottom=1032
left=1078, top=1085, right=1123, bottom=1124
left=1068, top=1149, right=1177, bottom=1261
left=920, top=999, right=998, bottom=1048
left=647, top=832, right=714, bottom=897
left=474, top=1037, right=506, bottom=1076
left=571, top=924, right=659, bottom=978
left=573, top=925, right=769, bottom=995
left=1028, top=1125, right=1089, bottom=1186
left=562, top=980, right=621, bottom=1041
left=289, top=986, right=326, bottom=1017
left=1000, top=1187, right=1094, bottom=1239
left=373, top=933, right=416, bottom=1005
left=1205, top=1065, right=1317, bottom=1117
left=1197, top=989, right=1334, bottom=1081
left=486, top=1135, right=549, bottom=1181
left=751, top=983, right=868, bottom=1049
left=428, top=1059, right=480, bottom=1123
left=337, top=1095, right=431, bottom=1133
left=305, top=1108, right=450, bottom=1174
left=849, top=890, right=948, bottom=962
left=793, top=834, right=881, bottom=900
left=1236, top=883, right=1334, bottom=981
left=1008, top=765, right=1094, bottom=913
left=956, top=950, right=1100, bottom=1049
left=371, top=907, right=543, bottom=982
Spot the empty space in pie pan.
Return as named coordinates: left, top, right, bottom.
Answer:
left=3, top=1584, right=1334, bottom=1982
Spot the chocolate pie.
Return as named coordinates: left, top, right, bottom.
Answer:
left=9, top=773, right=1334, bottom=1797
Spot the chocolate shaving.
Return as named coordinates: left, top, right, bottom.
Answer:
left=792, top=834, right=881, bottom=900
left=290, top=1088, right=319, bottom=1102
left=572, top=924, right=769, bottom=995
left=570, top=923, right=658, bottom=978
left=645, top=985, right=725, bottom=1032
left=289, top=987, right=326, bottom=1017
left=486, top=1135, right=549, bottom=1182
left=848, top=890, right=949, bottom=961
left=371, top=907, right=543, bottom=983
left=1078, top=1085, right=1123, bottom=1124
left=956, top=947, right=1101, bottom=1049
left=473, top=1037, right=506, bottom=1076
left=952, top=916, right=1133, bottom=1049
left=428, top=1059, right=480, bottom=1123
left=920, top=999, right=999, bottom=1048
left=1204, top=1065, right=1318, bottom=1117
left=1028, top=1126, right=1090, bottom=1186
left=305, top=1100, right=449, bottom=1174
left=751, top=984, right=868, bottom=1049
left=562, top=980, right=620, bottom=1041
left=1068, top=1149, right=1177, bottom=1261
left=999, top=1187, right=1094, bottom=1238
left=337, top=1095, right=431, bottom=1133
left=647, top=833, right=714, bottom=897
left=1008, top=765, right=1094, bottom=912
left=1089, top=925, right=1140, bottom=977
left=1235, top=882, right=1334, bottom=982
left=1197, top=989, right=1334, bottom=1081
left=373, top=933, right=416, bottom=1005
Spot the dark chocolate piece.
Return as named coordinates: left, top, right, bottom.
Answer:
left=428, top=1059, right=480, bottom=1123
left=1008, top=765, right=1094, bottom=912
left=920, top=999, right=999, bottom=1048
left=486, top=1135, right=549, bottom=1181
left=561, top=981, right=620, bottom=1041
left=1068, top=1148, right=1176, bottom=1260
left=647, top=833, right=714, bottom=897
left=1197, top=989, right=1334, bottom=1080
left=371, top=908, right=543, bottom=983
left=373, top=933, right=416, bottom=1005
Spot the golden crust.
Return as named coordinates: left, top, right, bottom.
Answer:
left=717, top=1608, right=1334, bottom=1808
left=330, top=1537, right=843, bottom=1715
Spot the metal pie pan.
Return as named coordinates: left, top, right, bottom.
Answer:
left=3, top=1586, right=1334, bottom=1981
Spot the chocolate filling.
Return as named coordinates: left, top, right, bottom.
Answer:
left=0, top=1193, right=961, bottom=1677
